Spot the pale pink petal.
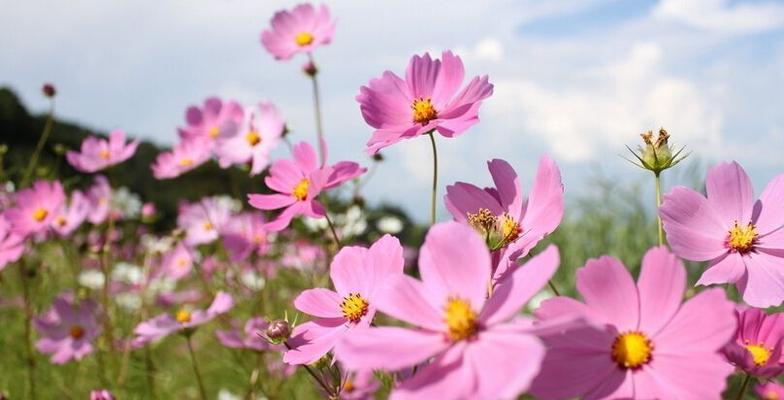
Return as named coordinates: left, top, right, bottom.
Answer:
left=654, top=288, right=735, bottom=353
left=740, top=252, right=784, bottom=308
left=292, top=141, right=318, bottom=173
left=520, top=155, right=564, bottom=239
left=283, top=318, right=347, bottom=365
left=659, top=186, right=728, bottom=261
left=294, top=288, right=343, bottom=319
left=375, top=274, right=444, bottom=331
left=534, top=296, right=603, bottom=323
left=633, top=353, right=733, bottom=400
left=247, top=193, right=295, bottom=210
left=705, top=161, right=754, bottom=224
left=466, top=330, right=545, bottom=399
left=637, top=246, right=686, bottom=335
left=335, top=327, right=448, bottom=371
left=391, top=345, right=474, bottom=400
left=367, top=234, right=405, bottom=279
left=755, top=173, right=784, bottom=234
left=330, top=245, right=370, bottom=296
left=444, top=182, right=503, bottom=223
left=576, top=256, right=640, bottom=331
left=430, top=51, right=465, bottom=108
left=696, top=252, right=747, bottom=286
left=487, top=158, right=523, bottom=218
left=405, top=53, right=438, bottom=99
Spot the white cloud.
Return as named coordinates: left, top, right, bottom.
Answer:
left=653, top=0, right=784, bottom=34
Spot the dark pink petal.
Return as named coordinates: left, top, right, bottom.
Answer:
left=294, top=288, right=343, bottom=319
left=324, top=161, right=365, bottom=189
left=405, top=53, right=439, bottom=99
left=480, top=245, right=559, bottom=326
left=430, top=51, right=465, bottom=108
left=487, top=158, right=523, bottom=219
left=418, top=222, right=491, bottom=311
left=637, top=246, right=686, bottom=336
left=654, top=288, right=735, bottom=354
left=443, top=182, right=503, bottom=223
left=263, top=202, right=306, bottom=232
left=442, top=75, right=493, bottom=114
left=357, top=71, right=413, bottom=129
left=706, top=161, right=754, bottom=224
left=335, top=327, right=448, bottom=371
left=247, top=193, right=295, bottom=211
left=576, top=256, right=640, bottom=332
left=659, top=186, right=728, bottom=261
left=755, top=173, right=784, bottom=234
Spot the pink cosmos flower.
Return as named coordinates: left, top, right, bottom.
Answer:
left=216, top=102, right=284, bottom=175
left=133, top=291, right=234, bottom=346
left=51, top=190, right=89, bottom=236
left=178, top=97, right=244, bottom=145
left=532, top=247, right=736, bottom=400
left=216, top=317, right=278, bottom=351
left=281, top=239, right=326, bottom=270
left=90, top=390, right=115, bottom=400
left=283, top=234, right=404, bottom=365
left=221, top=212, right=269, bottom=262
left=85, top=176, right=112, bottom=225
left=160, top=242, right=193, bottom=281
left=35, top=294, right=101, bottom=364
left=340, top=369, right=380, bottom=400
left=248, top=141, right=365, bottom=231
left=723, top=307, right=784, bottom=377
left=151, top=138, right=212, bottom=180
left=357, top=50, right=493, bottom=154
left=336, top=222, right=559, bottom=400
left=757, top=382, right=784, bottom=400
left=445, top=157, right=564, bottom=282
left=4, top=180, right=66, bottom=238
left=66, top=129, right=139, bottom=173
left=261, top=3, right=336, bottom=61
left=0, top=215, right=25, bottom=271
left=177, top=197, right=232, bottom=246
left=659, top=161, right=784, bottom=307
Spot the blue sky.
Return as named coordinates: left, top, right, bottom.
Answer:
left=2, top=0, right=783, bottom=221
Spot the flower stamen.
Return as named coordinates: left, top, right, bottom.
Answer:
left=340, top=293, right=369, bottom=323
left=411, top=97, right=438, bottom=124
left=295, top=32, right=314, bottom=47
left=33, top=208, right=48, bottom=222
left=292, top=178, right=310, bottom=201
left=611, top=331, right=653, bottom=369
left=444, top=297, right=478, bottom=341
left=745, top=342, right=771, bottom=366
left=727, top=221, right=758, bottom=253
left=69, top=325, right=85, bottom=339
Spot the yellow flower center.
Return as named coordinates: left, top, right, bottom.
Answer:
left=292, top=178, right=310, bottom=201
left=343, top=377, right=355, bottom=393
left=99, top=149, right=111, bottom=160
left=411, top=97, right=438, bottom=124
left=764, top=390, right=781, bottom=400
left=466, top=208, right=522, bottom=251
left=176, top=258, right=189, bottom=270
left=444, top=297, right=478, bottom=342
left=176, top=309, right=192, bottom=324
left=246, top=130, right=261, bottom=146
left=208, top=126, right=221, bottom=139
left=295, top=32, right=314, bottom=47
left=611, top=331, right=653, bottom=369
left=745, top=343, right=771, bottom=366
left=32, top=208, right=49, bottom=222
left=340, top=293, right=369, bottom=323
left=727, top=221, right=758, bottom=253
left=203, top=221, right=214, bottom=231
left=55, top=216, right=68, bottom=227
left=178, top=157, right=194, bottom=167
left=69, top=325, right=85, bottom=339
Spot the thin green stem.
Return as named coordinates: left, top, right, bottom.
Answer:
left=547, top=280, right=561, bottom=296
left=324, top=212, right=342, bottom=248
left=734, top=373, right=751, bottom=400
left=428, top=132, right=438, bottom=226
left=185, top=334, right=208, bottom=400
left=285, top=342, right=335, bottom=397
left=655, top=173, right=664, bottom=246
left=307, top=53, right=326, bottom=166
left=18, top=262, right=37, bottom=400
left=22, top=101, right=55, bottom=187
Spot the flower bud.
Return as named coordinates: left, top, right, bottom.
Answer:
left=42, top=83, right=56, bottom=98
left=626, top=128, right=688, bottom=175
left=302, top=61, right=318, bottom=77
left=266, top=319, right=291, bottom=344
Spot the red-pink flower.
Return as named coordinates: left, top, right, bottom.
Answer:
left=336, top=222, right=559, bottom=400
left=178, top=97, right=244, bottom=145
left=35, top=294, right=101, bottom=364
left=283, top=235, right=404, bottom=365
left=66, top=129, right=139, bottom=173
left=659, top=161, right=784, bottom=307
left=248, top=141, right=365, bottom=231
left=216, top=102, right=284, bottom=175
left=4, top=180, right=66, bottom=238
left=357, top=51, right=493, bottom=154
left=261, top=3, right=336, bottom=61
left=151, top=138, right=212, bottom=180
left=340, top=369, right=380, bottom=400
left=90, top=390, right=115, bottom=400
left=0, top=214, right=24, bottom=271
left=445, top=157, right=563, bottom=282
left=723, top=307, right=784, bottom=377
left=133, top=291, right=234, bottom=346
left=532, top=247, right=736, bottom=399
left=757, top=382, right=784, bottom=400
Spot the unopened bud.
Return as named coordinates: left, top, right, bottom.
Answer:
left=372, top=153, right=384, bottom=162
left=265, top=319, right=291, bottom=344
left=303, top=61, right=318, bottom=77
left=42, top=83, right=56, bottom=98
left=625, top=128, right=688, bottom=175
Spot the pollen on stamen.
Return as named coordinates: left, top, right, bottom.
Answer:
left=176, top=309, right=192, bottom=324
left=208, top=126, right=221, bottom=139
left=611, top=331, right=653, bottom=369
left=295, top=32, right=314, bottom=47
left=32, top=207, right=49, bottom=222
left=340, top=292, right=369, bottom=323
left=178, top=158, right=194, bottom=167
left=444, top=297, right=478, bottom=342
left=99, top=149, right=111, bottom=160
left=745, top=342, right=771, bottom=366
left=411, top=97, right=438, bottom=124
left=727, top=221, right=758, bottom=253
left=69, top=325, right=86, bottom=339
left=246, top=131, right=261, bottom=146
left=292, top=178, right=310, bottom=201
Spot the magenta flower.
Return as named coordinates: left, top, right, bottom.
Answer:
left=151, top=138, right=212, bottom=180
left=4, top=180, right=65, bottom=238
left=133, top=291, right=234, bottom=346
left=340, top=369, right=380, bottom=400
left=723, top=307, right=784, bottom=377
left=757, top=382, right=784, bottom=400
left=160, top=242, right=193, bottom=281
left=532, top=247, right=736, bottom=399
left=357, top=50, right=493, bottom=154
left=221, top=212, right=269, bottom=262
left=261, top=3, right=336, bottom=61
left=177, top=197, right=231, bottom=246
left=89, top=389, right=115, bottom=400
left=51, top=190, right=89, bottom=236
left=178, top=97, right=244, bottom=145
left=283, top=235, right=404, bottom=365
left=659, top=161, right=784, bottom=307
left=0, top=214, right=24, bottom=271
left=66, top=129, right=139, bottom=173
left=216, top=102, right=284, bottom=175
left=216, top=317, right=278, bottom=351
left=35, top=294, right=100, bottom=364
left=248, top=141, right=365, bottom=231
left=336, top=222, right=559, bottom=400
left=85, top=176, right=111, bottom=225
left=445, top=157, right=563, bottom=282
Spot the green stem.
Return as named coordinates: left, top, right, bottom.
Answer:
left=285, top=342, right=335, bottom=397
left=21, top=101, right=55, bottom=187
left=655, top=173, right=664, bottom=246
left=735, top=373, right=751, bottom=400
left=185, top=334, right=208, bottom=400
left=324, top=212, right=342, bottom=248
left=18, top=262, right=37, bottom=400
left=428, top=132, right=438, bottom=226
left=547, top=280, right=561, bottom=296
left=308, top=54, right=326, bottom=166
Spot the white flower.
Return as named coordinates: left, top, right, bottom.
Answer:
left=78, top=269, right=105, bottom=290
left=112, top=262, right=143, bottom=285
left=240, top=271, right=266, bottom=291
left=376, top=216, right=403, bottom=234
